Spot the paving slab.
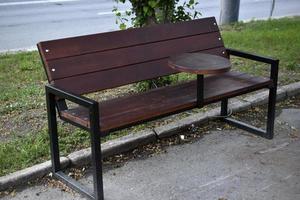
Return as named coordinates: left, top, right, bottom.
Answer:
left=2, top=108, right=300, bottom=200
left=277, top=108, right=300, bottom=130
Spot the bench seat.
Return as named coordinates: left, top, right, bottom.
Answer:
left=60, top=71, right=272, bottom=132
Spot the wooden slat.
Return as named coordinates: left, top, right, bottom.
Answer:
left=53, top=47, right=227, bottom=94
left=60, top=71, right=272, bottom=132
left=47, top=32, right=223, bottom=80
left=38, top=17, right=219, bottom=60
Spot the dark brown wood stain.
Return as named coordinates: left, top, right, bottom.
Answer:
left=60, top=72, right=271, bottom=132
left=38, top=17, right=272, bottom=133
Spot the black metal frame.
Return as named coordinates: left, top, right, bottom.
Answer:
left=45, top=85, right=104, bottom=200
left=197, top=74, right=204, bottom=107
left=44, top=48, right=278, bottom=200
left=220, top=48, right=279, bottom=139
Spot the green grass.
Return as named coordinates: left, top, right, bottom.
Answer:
left=1, top=17, right=300, bottom=176
left=0, top=52, right=45, bottom=114
left=222, top=17, right=300, bottom=64
left=0, top=126, right=91, bottom=175
left=221, top=17, right=300, bottom=84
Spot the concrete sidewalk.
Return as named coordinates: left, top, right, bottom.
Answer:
left=2, top=107, right=300, bottom=200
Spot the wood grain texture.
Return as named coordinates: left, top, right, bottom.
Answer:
left=168, top=52, right=231, bottom=74
left=53, top=47, right=227, bottom=94
left=48, top=32, right=223, bottom=80
left=38, top=17, right=272, bottom=135
left=38, top=17, right=225, bottom=85
left=38, top=17, right=219, bottom=60
left=60, top=71, right=272, bottom=132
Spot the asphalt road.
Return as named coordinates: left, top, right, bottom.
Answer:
left=0, top=0, right=299, bottom=52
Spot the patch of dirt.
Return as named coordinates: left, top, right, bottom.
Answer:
left=0, top=108, right=47, bottom=141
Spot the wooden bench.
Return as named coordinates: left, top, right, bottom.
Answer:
left=37, top=17, right=279, bottom=200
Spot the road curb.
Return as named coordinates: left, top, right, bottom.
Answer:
left=0, top=47, right=37, bottom=54
left=67, top=129, right=156, bottom=166
left=0, top=157, right=69, bottom=191
left=1, top=82, right=299, bottom=191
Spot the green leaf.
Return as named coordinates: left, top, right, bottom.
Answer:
left=119, top=23, right=127, bottom=30
left=189, top=0, right=195, bottom=5
left=147, top=9, right=153, bottom=17
left=143, top=6, right=149, bottom=14
left=112, top=7, right=117, bottom=12
left=148, top=0, right=158, bottom=8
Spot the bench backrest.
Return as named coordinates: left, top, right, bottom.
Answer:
left=38, top=17, right=226, bottom=95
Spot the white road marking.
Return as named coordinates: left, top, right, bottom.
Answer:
left=97, top=10, right=126, bottom=16
left=0, top=0, right=79, bottom=7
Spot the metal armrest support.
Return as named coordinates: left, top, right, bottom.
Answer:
left=45, top=84, right=103, bottom=200
left=45, top=84, right=98, bottom=109
left=45, top=84, right=99, bottom=131
left=226, top=48, right=279, bottom=86
left=223, top=48, right=280, bottom=140
left=226, top=48, right=278, bottom=64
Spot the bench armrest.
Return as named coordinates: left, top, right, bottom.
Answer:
left=226, top=48, right=279, bottom=87
left=45, top=84, right=99, bottom=131
left=226, top=48, right=279, bottom=64
left=45, top=84, right=98, bottom=108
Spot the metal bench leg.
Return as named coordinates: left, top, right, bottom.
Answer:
left=221, top=99, right=228, bottom=116
left=46, top=89, right=104, bottom=200
left=220, top=89, right=276, bottom=140
left=90, top=105, right=104, bottom=200
left=220, top=98, right=266, bottom=138
left=265, top=85, right=277, bottom=139
left=265, top=60, right=279, bottom=139
left=46, top=91, right=61, bottom=173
